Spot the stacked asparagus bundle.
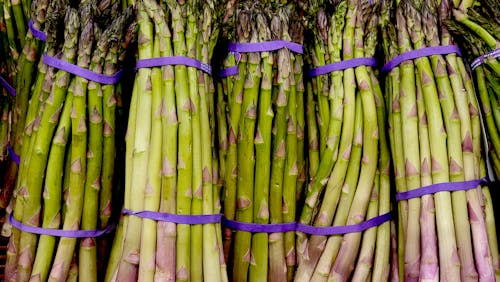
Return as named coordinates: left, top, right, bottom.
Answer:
left=445, top=0, right=500, bottom=180
left=293, top=0, right=391, bottom=281
left=105, top=0, right=228, bottom=281
left=4, top=0, right=134, bottom=280
left=217, top=1, right=306, bottom=281
left=381, top=0, right=499, bottom=280
left=0, top=0, right=48, bottom=210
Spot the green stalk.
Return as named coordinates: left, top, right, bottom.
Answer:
left=329, top=10, right=379, bottom=279
left=233, top=11, right=262, bottom=281
left=396, top=8, right=422, bottom=279
left=137, top=35, right=161, bottom=282
left=48, top=6, right=94, bottom=280
left=11, top=0, right=26, bottom=48
left=351, top=177, right=379, bottom=281
left=17, top=9, right=79, bottom=281
left=305, top=79, right=319, bottom=181
left=370, top=68, right=392, bottom=281
left=248, top=23, right=272, bottom=282
left=185, top=3, right=202, bottom=281
left=223, top=10, right=250, bottom=262
left=199, top=5, right=223, bottom=281
left=310, top=93, right=363, bottom=282
left=415, top=66, right=439, bottom=281
left=3, top=0, right=19, bottom=60
left=29, top=88, right=73, bottom=282
left=116, top=4, right=153, bottom=281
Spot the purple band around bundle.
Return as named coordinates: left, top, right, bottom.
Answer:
left=381, top=45, right=462, bottom=74
left=7, top=145, right=20, bottom=165
left=29, top=19, right=47, bottom=42
left=227, top=41, right=304, bottom=54
left=135, top=56, right=212, bottom=75
left=308, top=57, right=378, bottom=77
left=395, top=178, right=489, bottom=201
left=43, top=54, right=122, bottom=84
left=296, top=212, right=392, bottom=235
left=9, top=213, right=115, bottom=237
left=471, top=48, right=500, bottom=70
left=220, top=41, right=303, bottom=77
left=221, top=218, right=297, bottom=233
left=222, top=212, right=391, bottom=235
left=122, top=209, right=222, bottom=225
left=0, top=74, right=16, bottom=96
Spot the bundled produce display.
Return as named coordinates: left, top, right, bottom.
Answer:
left=293, top=0, right=392, bottom=281
left=0, top=0, right=498, bottom=281
left=381, top=0, right=499, bottom=280
left=105, top=0, right=229, bottom=281
left=217, top=1, right=307, bottom=281
left=4, top=0, right=135, bottom=280
left=446, top=0, right=500, bottom=180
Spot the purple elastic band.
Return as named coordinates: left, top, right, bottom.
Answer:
left=220, top=41, right=303, bottom=77
left=395, top=177, right=489, bottom=201
left=9, top=213, right=115, bottom=237
left=122, top=209, right=222, bottom=224
left=0, top=74, right=16, bottom=96
left=219, top=52, right=241, bottom=78
left=135, top=56, right=212, bottom=75
left=29, top=19, right=47, bottom=42
left=221, top=218, right=297, bottom=233
left=43, top=54, right=122, bottom=84
left=296, top=212, right=392, bottom=235
left=7, top=145, right=20, bottom=165
left=471, top=48, right=500, bottom=70
left=381, top=45, right=462, bottom=74
left=308, top=57, right=378, bottom=77
left=228, top=41, right=304, bottom=54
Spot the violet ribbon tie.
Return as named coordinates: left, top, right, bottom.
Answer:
left=29, top=19, right=47, bottom=42
left=381, top=45, right=462, bottom=74
left=9, top=213, right=115, bottom=238
left=471, top=48, right=500, bottom=70
left=122, top=209, right=222, bottom=225
left=43, top=54, right=122, bottom=84
left=135, top=56, right=212, bottom=75
left=395, top=178, right=489, bottom=201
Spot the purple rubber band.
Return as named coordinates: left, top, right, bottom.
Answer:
left=308, top=57, right=378, bottom=77
left=296, top=212, right=392, bottom=236
left=220, top=41, right=303, bottom=77
left=221, top=218, right=297, bottom=233
left=471, top=48, right=500, bottom=70
left=7, top=144, right=20, bottom=165
left=395, top=178, right=489, bottom=201
left=43, top=54, right=122, bottom=84
left=122, top=209, right=222, bottom=224
left=9, top=213, right=115, bottom=237
left=381, top=45, right=462, bottom=74
left=135, top=56, right=212, bottom=75
left=0, top=74, right=16, bottom=96
left=29, top=19, right=47, bottom=42
left=227, top=40, right=304, bottom=54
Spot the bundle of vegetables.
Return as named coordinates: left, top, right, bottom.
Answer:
left=4, top=0, right=135, bottom=280
left=381, top=0, right=499, bottom=280
left=105, top=0, right=229, bottom=281
left=0, top=0, right=31, bottom=61
left=217, top=1, right=306, bottom=281
left=0, top=0, right=48, bottom=210
left=293, top=0, right=392, bottom=281
left=445, top=0, right=500, bottom=180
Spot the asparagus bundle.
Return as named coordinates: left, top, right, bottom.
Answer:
left=105, top=0, right=228, bottom=281
left=446, top=0, right=500, bottom=180
left=216, top=1, right=306, bottom=281
left=294, top=0, right=391, bottom=281
left=4, top=1, right=134, bottom=281
left=0, top=0, right=48, bottom=210
left=381, top=0, right=499, bottom=280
